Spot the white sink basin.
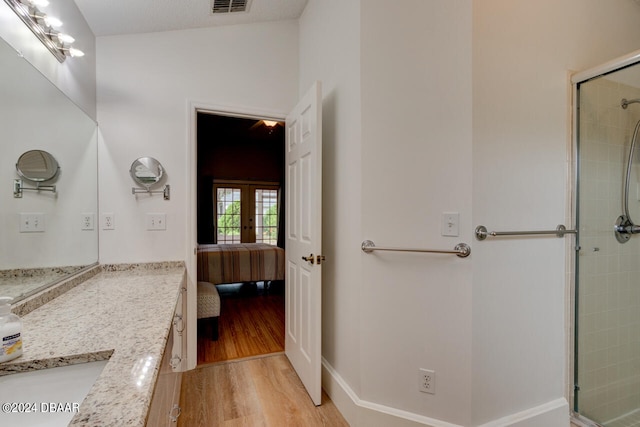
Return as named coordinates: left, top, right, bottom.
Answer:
left=0, top=360, right=108, bottom=426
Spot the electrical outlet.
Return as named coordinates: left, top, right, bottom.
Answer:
left=419, top=368, right=435, bottom=394
left=102, top=213, right=115, bottom=230
left=81, top=213, right=95, bottom=230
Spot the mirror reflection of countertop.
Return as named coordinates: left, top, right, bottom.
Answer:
left=0, top=263, right=185, bottom=426
left=0, top=265, right=89, bottom=302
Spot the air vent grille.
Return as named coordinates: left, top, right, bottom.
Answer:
left=212, top=0, right=250, bottom=14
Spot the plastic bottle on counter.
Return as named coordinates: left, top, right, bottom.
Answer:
left=0, top=297, right=22, bottom=363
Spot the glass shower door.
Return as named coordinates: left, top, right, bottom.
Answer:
left=575, top=64, right=640, bottom=426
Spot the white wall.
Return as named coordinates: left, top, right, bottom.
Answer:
left=360, top=1, right=473, bottom=425
left=472, top=1, right=640, bottom=425
left=298, top=0, right=363, bottom=399
left=96, top=21, right=299, bottom=264
left=301, top=0, right=474, bottom=425
left=0, top=0, right=96, bottom=118
left=302, top=0, right=640, bottom=426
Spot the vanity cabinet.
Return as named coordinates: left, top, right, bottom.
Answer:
left=147, top=292, right=185, bottom=426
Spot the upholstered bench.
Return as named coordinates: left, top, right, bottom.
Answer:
left=197, top=281, right=220, bottom=340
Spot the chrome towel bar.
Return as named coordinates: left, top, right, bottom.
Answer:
left=361, top=240, right=471, bottom=258
left=474, top=224, right=577, bottom=241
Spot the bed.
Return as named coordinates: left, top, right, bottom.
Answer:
left=196, top=243, right=286, bottom=285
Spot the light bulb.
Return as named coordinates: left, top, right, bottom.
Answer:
left=56, top=33, right=74, bottom=43
left=44, top=15, right=62, bottom=28
left=67, top=47, right=84, bottom=57
left=263, top=120, right=278, bottom=127
left=47, top=32, right=75, bottom=44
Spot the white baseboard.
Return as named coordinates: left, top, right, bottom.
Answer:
left=322, top=358, right=463, bottom=427
left=321, top=358, right=569, bottom=427
left=476, top=398, right=569, bottom=427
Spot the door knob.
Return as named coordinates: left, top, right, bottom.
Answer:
left=302, top=254, right=315, bottom=264
left=316, top=255, right=326, bottom=265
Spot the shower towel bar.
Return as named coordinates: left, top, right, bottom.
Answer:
left=474, top=224, right=577, bottom=241
left=361, top=240, right=471, bottom=258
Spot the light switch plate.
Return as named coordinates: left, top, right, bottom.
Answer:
left=19, top=213, right=45, bottom=233
left=441, top=212, right=459, bottom=237
left=146, top=213, right=166, bottom=231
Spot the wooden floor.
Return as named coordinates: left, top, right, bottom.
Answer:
left=186, top=284, right=348, bottom=426
left=179, top=354, right=349, bottom=426
left=198, top=283, right=285, bottom=365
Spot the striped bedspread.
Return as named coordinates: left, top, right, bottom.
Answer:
left=197, top=243, right=285, bottom=285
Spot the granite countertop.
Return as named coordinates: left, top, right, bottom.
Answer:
left=0, top=263, right=186, bottom=426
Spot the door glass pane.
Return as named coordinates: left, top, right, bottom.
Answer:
left=255, top=189, right=278, bottom=245
left=575, top=65, right=640, bottom=426
left=216, top=188, right=241, bottom=244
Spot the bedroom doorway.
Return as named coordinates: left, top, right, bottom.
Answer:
left=188, top=81, right=323, bottom=404
left=195, top=111, right=286, bottom=365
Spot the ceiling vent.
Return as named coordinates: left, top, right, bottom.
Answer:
left=211, top=0, right=251, bottom=14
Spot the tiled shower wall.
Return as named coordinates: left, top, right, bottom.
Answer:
left=578, top=76, right=640, bottom=424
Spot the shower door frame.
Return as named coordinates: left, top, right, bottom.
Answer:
left=570, top=48, right=640, bottom=427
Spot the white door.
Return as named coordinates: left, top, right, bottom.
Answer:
left=285, top=81, right=323, bottom=406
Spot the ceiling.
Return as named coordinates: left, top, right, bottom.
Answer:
left=73, top=0, right=309, bottom=37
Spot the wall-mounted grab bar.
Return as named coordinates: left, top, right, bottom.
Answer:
left=361, top=240, right=471, bottom=258
left=474, top=224, right=577, bottom=241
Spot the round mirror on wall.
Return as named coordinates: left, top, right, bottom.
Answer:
left=16, top=150, right=60, bottom=182
left=130, top=157, right=164, bottom=189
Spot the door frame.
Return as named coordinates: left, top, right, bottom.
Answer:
left=186, top=100, right=287, bottom=370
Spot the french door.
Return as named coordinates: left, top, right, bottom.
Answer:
left=213, top=181, right=279, bottom=244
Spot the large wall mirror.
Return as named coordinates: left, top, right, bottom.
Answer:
left=0, top=36, right=98, bottom=303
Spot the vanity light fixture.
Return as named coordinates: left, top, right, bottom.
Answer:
left=20, top=0, right=49, bottom=7
left=4, top=0, right=84, bottom=62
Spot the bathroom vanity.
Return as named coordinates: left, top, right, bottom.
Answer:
left=0, top=262, right=186, bottom=426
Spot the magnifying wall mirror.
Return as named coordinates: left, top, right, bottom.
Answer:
left=16, top=150, right=60, bottom=182
left=130, top=157, right=163, bottom=188
left=14, top=150, right=60, bottom=198
left=130, top=157, right=170, bottom=200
